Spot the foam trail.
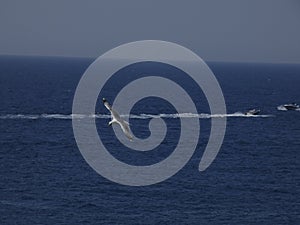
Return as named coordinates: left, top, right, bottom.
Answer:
left=0, top=114, right=110, bottom=120
left=0, top=113, right=274, bottom=120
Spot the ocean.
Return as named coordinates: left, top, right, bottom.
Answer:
left=0, top=56, right=299, bottom=224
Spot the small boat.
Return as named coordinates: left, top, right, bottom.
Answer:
left=282, top=103, right=299, bottom=110
left=245, top=109, right=260, bottom=115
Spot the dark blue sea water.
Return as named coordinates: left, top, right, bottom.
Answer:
left=0, top=56, right=299, bottom=224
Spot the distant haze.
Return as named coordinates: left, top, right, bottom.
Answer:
left=0, top=0, right=300, bottom=63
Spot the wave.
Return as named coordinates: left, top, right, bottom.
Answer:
left=0, top=112, right=274, bottom=120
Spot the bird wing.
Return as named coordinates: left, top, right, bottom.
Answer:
left=118, top=119, right=133, bottom=141
left=103, top=99, right=133, bottom=141
left=104, top=101, right=112, bottom=111
left=104, top=101, right=122, bottom=121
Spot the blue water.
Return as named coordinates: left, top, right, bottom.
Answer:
left=0, top=56, right=299, bottom=224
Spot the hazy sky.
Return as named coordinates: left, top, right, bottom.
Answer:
left=1, top=0, right=300, bottom=63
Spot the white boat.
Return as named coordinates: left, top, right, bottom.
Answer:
left=282, top=103, right=299, bottom=110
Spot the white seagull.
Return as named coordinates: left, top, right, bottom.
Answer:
left=103, top=98, right=133, bottom=141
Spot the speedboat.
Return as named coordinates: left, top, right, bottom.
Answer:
left=245, top=109, right=260, bottom=115
left=282, top=103, right=299, bottom=110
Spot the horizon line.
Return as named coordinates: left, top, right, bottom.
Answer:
left=0, top=53, right=299, bottom=65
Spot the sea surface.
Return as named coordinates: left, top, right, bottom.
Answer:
left=0, top=56, right=299, bottom=224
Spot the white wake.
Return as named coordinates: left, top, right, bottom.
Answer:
left=0, top=112, right=274, bottom=120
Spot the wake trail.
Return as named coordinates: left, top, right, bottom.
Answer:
left=0, top=112, right=274, bottom=120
